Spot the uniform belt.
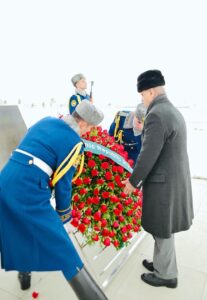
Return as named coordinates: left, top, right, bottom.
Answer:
left=15, top=149, right=53, bottom=177
left=123, top=142, right=138, bottom=147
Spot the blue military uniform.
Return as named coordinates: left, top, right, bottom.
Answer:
left=69, top=93, right=90, bottom=114
left=0, top=116, right=84, bottom=280
left=109, top=111, right=142, bottom=164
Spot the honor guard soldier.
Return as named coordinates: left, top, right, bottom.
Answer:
left=0, top=101, right=108, bottom=300
left=109, top=103, right=146, bottom=164
left=69, top=73, right=93, bottom=114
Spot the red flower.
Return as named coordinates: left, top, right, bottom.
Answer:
left=103, top=238, right=111, bottom=247
left=113, top=208, right=122, bottom=216
left=74, top=178, right=83, bottom=186
left=101, top=162, right=109, bottom=169
left=102, top=191, right=110, bottom=199
left=86, top=151, right=93, bottom=158
left=108, top=182, right=115, bottom=189
left=91, top=169, right=99, bottom=177
left=78, top=223, right=86, bottom=233
left=102, top=228, right=110, bottom=236
left=73, top=194, right=80, bottom=202
left=94, top=211, right=102, bottom=221
left=85, top=208, right=92, bottom=216
left=100, top=205, right=108, bottom=213
left=101, top=219, right=108, bottom=227
left=97, top=178, right=105, bottom=184
left=92, top=234, right=99, bottom=241
left=71, top=126, right=142, bottom=249
left=71, top=218, right=79, bottom=227
left=83, top=177, right=91, bottom=185
left=113, top=240, right=120, bottom=248
left=80, top=188, right=87, bottom=195
left=83, top=217, right=91, bottom=225
left=88, top=160, right=96, bottom=168
left=93, top=188, right=99, bottom=196
left=113, top=221, right=119, bottom=228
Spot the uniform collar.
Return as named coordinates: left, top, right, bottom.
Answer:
left=75, top=89, right=87, bottom=97
left=62, top=115, right=80, bottom=136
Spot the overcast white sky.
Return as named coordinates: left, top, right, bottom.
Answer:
left=0, top=0, right=206, bottom=109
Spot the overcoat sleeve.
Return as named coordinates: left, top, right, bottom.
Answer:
left=129, top=113, right=166, bottom=188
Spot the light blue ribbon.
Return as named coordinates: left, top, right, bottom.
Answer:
left=82, top=139, right=133, bottom=173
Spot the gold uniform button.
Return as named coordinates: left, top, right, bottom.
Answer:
left=28, top=160, right=33, bottom=165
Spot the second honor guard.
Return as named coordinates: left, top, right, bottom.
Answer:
left=69, top=73, right=93, bottom=114
left=109, top=103, right=146, bottom=164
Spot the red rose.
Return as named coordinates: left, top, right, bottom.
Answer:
left=105, top=171, right=112, bottom=181
left=102, top=191, right=110, bottom=199
left=113, top=208, right=121, bottom=216
left=83, top=177, right=92, bottom=184
left=94, top=211, right=102, bottom=221
left=71, top=218, right=79, bottom=227
left=101, top=219, right=107, bottom=227
left=93, top=188, right=99, bottom=196
left=103, top=238, right=111, bottom=247
left=108, top=182, right=115, bottom=189
left=86, top=151, right=93, bottom=158
left=112, top=165, right=118, bottom=172
left=134, top=225, right=140, bottom=232
left=92, top=234, right=99, bottom=241
left=91, top=169, right=99, bottom=177
left=100, top=205, right=108, bottom=213
left=92, top=196, right=100, bottom=205
left=121, top=226, right=127, bottom=233
left=109, top=231, right=115, bottom=238
left=71, top=209, right=77, bottom=218
left=102, top=228, right=110, bottom=237
left=88, top=160, right=96, bottom=168
left=118, top=215, right=125, bottom=222
left=127, top=209, right=133, bottom=216
left=101, top=162, right=109, bottom=169
left=74, top=178, right=83, bottom=186
left=113, top=221, right=119, bottom=228
left=78, top=223, right=86, bottom=233
left=80, top=188, right=87, bottom=195
left=113, top=240, right=120, bottom=248
left=117, top=166, right=124, bottom=174
left=99, top=154, right=105, bottom=160
left=85, top=208, right=92, bottom=216
left=73, top=194, right=80, bottom=202
left=82, top=217, right=90, bottom=225
left=122, top=235, right=128, bottom=242
left=117, top=203, right=123, bottom=211
left=110, top=195, right=119, bottom=203
left=120, top=192, right=127, bottom=198
left=97, top=178, right=105, bottom=184
left=78, top=202, right=85, bottom=210
left=94, top=226, right=101, bottom=231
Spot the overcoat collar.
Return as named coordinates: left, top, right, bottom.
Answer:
left=147, top=93, right=169, bottom=114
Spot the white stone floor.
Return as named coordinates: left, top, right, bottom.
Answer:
left=0, top=178, right=207, bottom=300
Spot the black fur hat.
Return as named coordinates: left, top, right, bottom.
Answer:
left=137, top=70, right=165, bottom=92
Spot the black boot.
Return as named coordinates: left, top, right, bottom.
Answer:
left=69, top=266, right=108, bottom=300
left=18, top=272, right=31, bottom=290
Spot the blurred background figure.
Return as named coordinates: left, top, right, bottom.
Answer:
left=109, top=103, right=146, bottom=165
left=69, top=73, right=93, bottom=114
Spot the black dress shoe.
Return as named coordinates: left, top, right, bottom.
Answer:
left=142, top=259, right=154, bottom=272
left=141, top=273, right=177, bottom=288
left=18, top=272, right=31, bottom=290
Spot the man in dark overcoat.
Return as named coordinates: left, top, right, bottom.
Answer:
left=123, top=70, right=194, bottom=288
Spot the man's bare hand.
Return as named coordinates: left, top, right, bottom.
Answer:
left=122, top=178, right=136, bottom=194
